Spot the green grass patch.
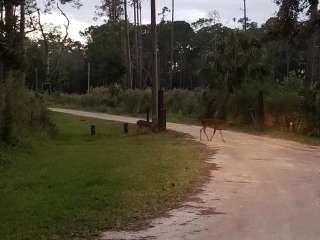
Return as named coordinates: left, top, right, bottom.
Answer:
left=50, top=102, right=320, bottom=146
left=229, top=124, right=320, bottom=146
left=264, top=129, right=320, bottom=146
left=0, top=113, right=210, bottom=240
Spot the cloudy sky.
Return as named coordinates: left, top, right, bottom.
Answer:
left=37, top=0, right=279, bottom=42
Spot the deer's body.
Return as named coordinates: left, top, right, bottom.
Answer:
left=136, top=120, right=152, bottom=132
left=200, top=119, right=227, bottom=142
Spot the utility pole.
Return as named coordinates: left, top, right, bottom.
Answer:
left=243, top=0, right=247, bottom=32
left=133, top=0, right=138, bottom=89
left=151, top=0, right=159, bottom=130
left=87, top=62, right=91, bottom=94
left=124, top=0, right=132, bottom=89
left=170, top=0, right=175, bottom=89
left=138, top=2, right=143, bottom=89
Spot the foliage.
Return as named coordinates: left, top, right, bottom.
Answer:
left=0, top=77, right=51, bottom=144
left=83, top=24, right=126, bottom=88
left=49, top=75, right=320, bottom=137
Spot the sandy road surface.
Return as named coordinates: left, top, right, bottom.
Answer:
left=50, top=108, right=320, bottom=240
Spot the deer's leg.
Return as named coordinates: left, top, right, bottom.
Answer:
left=204, top=127, right=210, bottom=141
left=220, top=130, right=226, bottom=142
left=210, top=128, right=217, bottom=141
left=200, top=128, right=203, bottom=141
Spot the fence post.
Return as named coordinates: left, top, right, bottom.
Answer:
left=91, top=125, right=96, bottom=136
left=124, top=123, right=129, bottom=134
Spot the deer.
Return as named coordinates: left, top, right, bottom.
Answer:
left=200, top=119, right=228, bottom=142
left=136, top=120, right=152, bottom=133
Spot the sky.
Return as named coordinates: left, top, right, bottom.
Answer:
left=37, top=0, right=279, bottom=42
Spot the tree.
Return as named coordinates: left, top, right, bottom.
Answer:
left=97, top=0, right=123, bottom=22
left=158, top=6, right=170, bottom=22
left=82, top=24, right=126, bottom=87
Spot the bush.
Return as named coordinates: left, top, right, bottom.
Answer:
left=0, top=78, right=51, bottom=144
left=165, top=89, right=201, bottom=117
left=120, top=88, right=151, bottom=114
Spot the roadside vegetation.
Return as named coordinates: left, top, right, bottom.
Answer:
left=0, top=112, right=209, bottom=240
left=0, top=77, right=52, bottom=145
left=48, top=77, right=320, bottom=145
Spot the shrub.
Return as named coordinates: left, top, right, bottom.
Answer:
left=120, top=88, right=151, bottom=114
left=0, top=78, right=51, bottom=144
left=165, top=89, right=200, bottom=117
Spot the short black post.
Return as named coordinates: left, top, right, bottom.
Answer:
left=91, top=125, right=96, bottom=136
left=146, top=107, right=150, bottom=123
left=124, top=123, right=129, bottom=134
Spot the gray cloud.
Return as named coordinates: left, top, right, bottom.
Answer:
left=38, top=0, right=279, bottom=41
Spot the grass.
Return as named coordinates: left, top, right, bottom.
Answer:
left=0, top=112, right=210, bottom=240
left=51, top=102, right=320, bottom=146
left=229, top=124, right=320, bottom=146
left=264, top=129, right=320, bottom=145
left=49, top=101, right=199, bottom=124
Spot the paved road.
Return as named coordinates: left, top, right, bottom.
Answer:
left=50, top=108, right=320, bottom=240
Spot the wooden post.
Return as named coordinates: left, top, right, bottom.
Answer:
left=151, top=0, right=159, bottom=131
left=91, top=125, right=96, bottom=136
left=124, top=123, right=129, bottom=134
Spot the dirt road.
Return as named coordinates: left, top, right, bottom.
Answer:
left=50, top=108, right=320, bottom=240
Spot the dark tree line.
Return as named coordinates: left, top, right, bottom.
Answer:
left=1, top=0, right=319, bottom=95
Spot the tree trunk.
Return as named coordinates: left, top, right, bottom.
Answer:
left=112, top=0, right=116, bottom=22
left=36, top=9, right=50, bottom=91
left=0, top=0, right=4, bottom=23
left=243, top=0, right=247, bottom=32
left=4, top=1, right=14, bottom=34
left=151, top=0, right=159, bottom=129
left=305, top=0, right=319, bottom=89
left=124, top=0, right=132, bottom=88
left=138, top=2, right=143, bottom=88
left=20, top=0, right=26, bottom=82
left=0, top=0, right=4, bottom=81
left=133, top=0, right=139, bottom=89
left=170, top=0, right=175, bottom=89
left=3, top=1, right=15, bottom=75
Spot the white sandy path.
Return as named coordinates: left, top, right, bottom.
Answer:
left=50, top=108, right=320, bottom=240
